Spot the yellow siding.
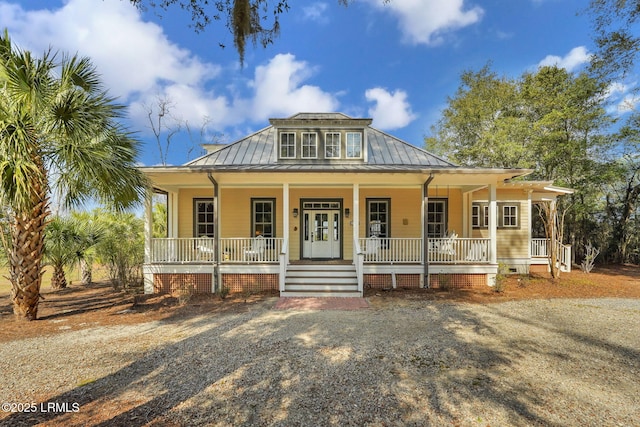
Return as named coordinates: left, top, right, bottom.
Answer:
left=359, top=188, right=422, bottom=238
left=177, top=188, right=215, bottom=238
left=471, top=189, right=530, bottom=259
left=219, top=187, right=282, bottom=238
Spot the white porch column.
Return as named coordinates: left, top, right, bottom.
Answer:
left=488, top=183, right=498, bottom=265
left=168, top=191, right=178, bottom=238
left=282, top=183, right=290, bottom=246
left=143, top=193, right=154, bottom=294
left=352, top=183, right=359, bottom=262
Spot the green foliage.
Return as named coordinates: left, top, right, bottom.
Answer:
left=93, top=209, right=144, bottom=291
left=217, top=285, right=230, bottom=300
left=493, top=263, right=508, bottom=293
left=587, top=0, right=640, bottom=83
left=428, top=63, right=625, bottom=263
left=0, top=30, right=148, bottom=214
left=44, top=216, right=85, bottom=271
left=152, top=200, right=168, bottom=238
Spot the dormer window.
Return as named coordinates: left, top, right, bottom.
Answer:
left=325, top=132, right=341, bottom=158
left=280, top=132, right=296, bottom=159
left=346, top=132, right=362, bottom=158
left=301, top=132, right=318, bottom=159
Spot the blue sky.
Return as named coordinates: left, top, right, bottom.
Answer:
left=0, top=0, right=633, bottom=166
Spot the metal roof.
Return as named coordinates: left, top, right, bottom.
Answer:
left=187, top=115, right=457, bottom=170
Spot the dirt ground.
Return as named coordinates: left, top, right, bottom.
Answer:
left=0, top=264, right=638, bottom=343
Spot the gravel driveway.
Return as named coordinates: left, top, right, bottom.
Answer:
left=1, top=298, right=639, bottom=426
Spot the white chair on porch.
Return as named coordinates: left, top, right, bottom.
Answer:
left=436, top=232, right=457, bottom=258
left=196, top=236, right=216, bottom=262
left=243, top=235, right=265, bottom=261
left=363, top=236, right=380, bottom=261
left=466, top=241, right=486, bottom=262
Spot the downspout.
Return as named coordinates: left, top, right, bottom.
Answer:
left=423, top=173, right=435, bottom=288
left=207, top=173, right=220, bottom=293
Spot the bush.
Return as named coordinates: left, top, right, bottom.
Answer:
left=493, top=263, right=508, bottom=293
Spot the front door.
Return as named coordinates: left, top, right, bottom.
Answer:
left=302, top=209, right=341, bottom=259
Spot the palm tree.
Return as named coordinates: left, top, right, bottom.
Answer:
left=0, top=31, right=147, bottom=320
left=44, top=216, right=84, bottom=290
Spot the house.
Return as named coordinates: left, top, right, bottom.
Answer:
left=141, top=113, right=571, bottom=297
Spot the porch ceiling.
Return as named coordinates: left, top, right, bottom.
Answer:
left=141, top=167, right=532, bottom=192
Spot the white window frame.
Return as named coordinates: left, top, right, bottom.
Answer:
left=502, top=205, right=518, bottom=228
left=472, top=205, right=480, bottom=228
left=427, top=199, right=448, bottom=238
left=279, top=132, right=296, bottom=159
left=472, top=203, right=491, bottom=229
left=194, top=198, right=215, bottom=237
left=324, top=132, right=341, bottom=158
left=346, top=132, right=363, bottom=159
left=301, top=132, right=318, bottom=159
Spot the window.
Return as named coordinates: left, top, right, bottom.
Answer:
left=325, top=132, right=341, bottom=158
left=279, top=132, right=295, bottom=159
left=472, top=204, right=481, bottom=227
left=252, top=199, right=275, bottom=237
left=427, top=199, right=447, bottom=238
left=301, top=132, right=317, bottom=158
left=194, top=199, right=215, bottom=237
left=367, top=199, right=390, bottom=237
left=472, top=202, right=519, bottom=228
left=472, top=203, right=490, bottom=229
left=346, top=132, right=362, bottom=158
left=502, top=205, right=518, bottom=227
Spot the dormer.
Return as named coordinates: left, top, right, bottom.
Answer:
left=270, top=113, right=372, bottom=163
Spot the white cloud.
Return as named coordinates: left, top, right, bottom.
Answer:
left=365, top=0, right=484, bottom=45
left=0, top=0, right=218, bottom=101
left=365, top=88, right=416, bottom=130
left=538, top=46, right=591, bottom=72
left=0, top=0, right=340, bottom=134
left=251, top=54, right=340, bottom=120
left=303, top=3, right=329, bottom=24
left=604, top=81, right=640, bottom=114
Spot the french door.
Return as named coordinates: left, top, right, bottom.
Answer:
left=302, top=209, right=341, bottom=259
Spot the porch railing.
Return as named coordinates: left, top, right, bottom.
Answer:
left=151, top=238, right=216, bottom=263
left=359, top=238, right=423, bottom=263
left=150, top=237, right=283, bottom=263
left=428, top=238, right=490, bottom=263
left=358, top=237, right=490, bottom=264
left=531, top=238, right=549, bottom=257
left=220, top=237, right=282, bottom=263
left=531, top=238, right=572, bottom=272
left=354, top=237, right=364, bottom=293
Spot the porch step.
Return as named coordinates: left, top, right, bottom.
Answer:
left=283, top=264, right=360, bottom=297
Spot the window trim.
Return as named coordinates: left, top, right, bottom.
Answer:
left=301, top=132, right=318, bottom=159
left=193, top=198, right=215, bottom=238
left=500, top=204, right=519, bottom=228
left=366, top=198, right=391, bottom=238
left=251, top=198, right=276, bottom=238
left=279, top=132, right=296, bottom=159
left=427, top=198, right=448, bottom=238
left=472, top=201, right=520, bottom=229
left=472, top=202, right=490, bottom=229
left=324, top=132, right=341, bottom=158
left=346, top=132, right=363, bottom=159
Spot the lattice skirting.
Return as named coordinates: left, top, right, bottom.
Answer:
left=221, top=274, right=279, bottom=293
left=365, top=274, right=421, bottom=289
left=429, top=273, right=487, bottom=289
left=154, top=273, right=212, bottom=294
